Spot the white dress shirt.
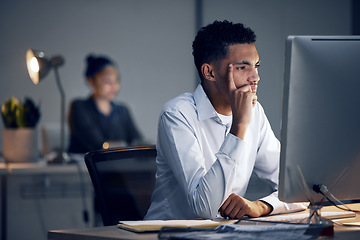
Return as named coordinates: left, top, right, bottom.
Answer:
left=145, top=84, right=306, bottom=220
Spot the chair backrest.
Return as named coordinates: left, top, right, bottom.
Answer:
left=84, top=145, right=157, bottom=226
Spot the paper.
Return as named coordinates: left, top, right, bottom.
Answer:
left=217, top=223, right=310, bottom=232
left=117, top=219, right=237, bottom=232
left=251, top=211, right=355, bottom=222
left=167, top=230, right=313, bottom=240
left=166, top=223, right=318, bottom=240
left=342, top=222, right=360, bottom=227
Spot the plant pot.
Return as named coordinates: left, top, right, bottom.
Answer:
left=2, top=128, right=39, bottom=163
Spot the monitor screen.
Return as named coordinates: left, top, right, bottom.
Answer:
left=279, top=36, right=360, bottom=204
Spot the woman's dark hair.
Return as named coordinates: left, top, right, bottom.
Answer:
left=85, top=54, right=116, bottom=78
left=192, top=20, right=256, bottom=81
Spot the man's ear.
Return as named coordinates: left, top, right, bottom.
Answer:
left=201, top=63, right=215, bottom=81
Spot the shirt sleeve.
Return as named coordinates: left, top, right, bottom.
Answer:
left=253, top=105, right=308, bottom=214
left=158, top=110, right=246, bottom=219
left=253, top=109, right=280, bottom=192
left=261, top=192, right=309, bottom=215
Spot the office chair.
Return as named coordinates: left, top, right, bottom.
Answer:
left=84, top=145, right=157, bottom=226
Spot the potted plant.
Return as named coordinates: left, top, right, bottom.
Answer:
left=1, top=96, right=41, bottom=163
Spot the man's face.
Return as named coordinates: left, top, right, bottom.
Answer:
left=213, top=43, right=260, bottom=97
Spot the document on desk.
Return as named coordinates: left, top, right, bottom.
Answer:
left=166, top=223, right=323, bottom=240
left=252, top=211, right=355, bottom=222
left=117, top=219, right=237, bottom=232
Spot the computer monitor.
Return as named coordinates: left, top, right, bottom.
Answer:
left=279, top=36, right=360, bottom=205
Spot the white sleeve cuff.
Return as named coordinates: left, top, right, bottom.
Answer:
left=260, top=191, right=309, bottom=215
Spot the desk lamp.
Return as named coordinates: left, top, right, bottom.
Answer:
left=26, top=49, right=69, bottom=163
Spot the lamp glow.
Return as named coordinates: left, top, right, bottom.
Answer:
left=30, top=57, right=39, bottom=72
left=26, top=49, right=40, bottom=84
left=26, top=49, right=67, bottom=163
left=102, top=142, right=110, bottom=149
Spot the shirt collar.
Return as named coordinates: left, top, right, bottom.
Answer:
left=193, top=84, right=219, bottom=122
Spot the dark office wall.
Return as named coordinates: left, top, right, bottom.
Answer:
left=0, top=0, right=196, bottom=147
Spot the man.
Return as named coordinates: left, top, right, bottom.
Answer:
left=145, top=20, right=306, bottom=220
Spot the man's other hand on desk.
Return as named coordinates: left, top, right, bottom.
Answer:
left=219, top=193, right=272, bottom=219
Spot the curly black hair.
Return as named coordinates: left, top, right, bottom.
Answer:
left=192, top=20, right=256, bottom=81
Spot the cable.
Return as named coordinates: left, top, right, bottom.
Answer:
left=313, top=184, right=360, bottom=213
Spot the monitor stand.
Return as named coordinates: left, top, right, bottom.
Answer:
left=294, top=167, right=335, bottom=236
left=294, top=203, right=334, bottom=237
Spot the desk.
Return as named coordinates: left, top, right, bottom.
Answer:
left=0, top=159, right=95, bottom=240
left=48, top=204, right=360, bottom=240
left=49, top=226, right=158, bottom=240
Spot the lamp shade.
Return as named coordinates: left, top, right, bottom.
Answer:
left=26, top=49, right=51, bottom=84
left=26, top=49, right=64, bottom=85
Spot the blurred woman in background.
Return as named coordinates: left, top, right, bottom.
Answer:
left=68, top=54, right=142, bottom=153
